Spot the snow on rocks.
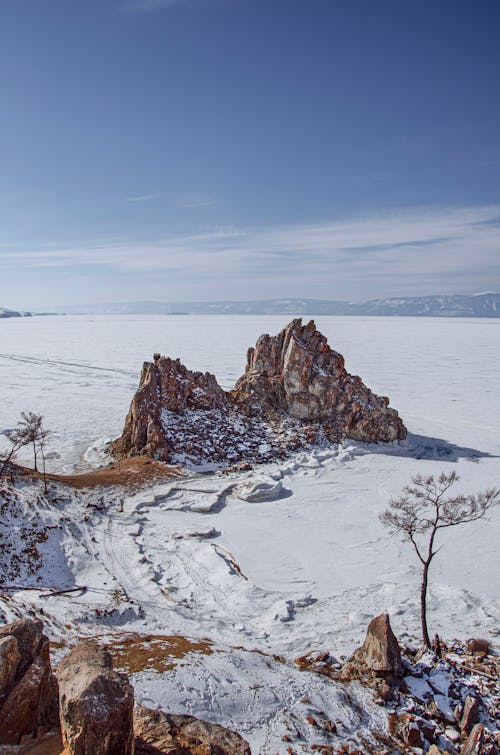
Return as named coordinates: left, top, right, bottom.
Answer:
left=236, top=476, right=285, bottom=502
left=134, top=705, right=251, bottom=754
left=57, top=640, right=135, bottom=755
left=111, top=318, right=406, bottom=467
left=295, top=618, right=500, bottom=754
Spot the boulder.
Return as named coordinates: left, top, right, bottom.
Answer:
left=352, top=613, right=403, bottom=676
left=134, top=705, right=251, bottom=754
left=57, top=641, right=134, bottom=755
left=0, top=636, right=21, bottom=697
left=339, top=613, right=403, bottom=683
left=0, top=618, right=44, bottom=676
left=0, top=619, right=58, bottom=745
left=111, top=319, right=406, bottom=465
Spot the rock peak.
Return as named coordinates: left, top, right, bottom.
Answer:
left=111, top=319, right=407, bottom=465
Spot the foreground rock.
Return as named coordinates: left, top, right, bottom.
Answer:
left=112, top=319, right=406, bottom=465
left=339, top=612, right=403, bottom=683
left=134, top=705, right=251, bottom=754
left=295, top=615, right=500, bottom=755
left=57, top=641, right=134, bottom=755
left=0, top=619, right=58, bottom=745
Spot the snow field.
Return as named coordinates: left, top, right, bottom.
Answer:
left=0, top=314, right=499, bottom=751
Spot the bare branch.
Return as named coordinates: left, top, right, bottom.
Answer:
left=379, top=471, right=499, bottom=647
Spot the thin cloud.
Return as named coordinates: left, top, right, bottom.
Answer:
left=125, top=194, right=157, bottom=202
left=177, top=194, right=216, bottom=208
left=3, top=205, right=499, bottom=300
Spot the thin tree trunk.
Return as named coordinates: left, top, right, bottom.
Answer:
left=41, top=446, right=47, bottom=494
left=33, top=440, right=38, bottom=471
left=421, top=562, right=431, bottom=647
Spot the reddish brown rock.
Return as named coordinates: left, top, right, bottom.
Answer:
left=0, top=619, right=58, bottom=745
left=111, top=356, right=227, bottom=461
left=0, top=635, right=21, bottom=697
left=57, top=641, right=134, bottom=755
left=112, top=319, right=406, bottom=465
left=467, top=638, right=490, bottom=655
left=134, top=705, right=251, bottom=754
left=349, top=613, right=403, bottom=678
left=234, top=319, right=406, bottom=443
left=460, top=695, right=480, bottom=735
left=460, top=723, right=485, bottom=755
left=0, top=618, right=44, bottom=677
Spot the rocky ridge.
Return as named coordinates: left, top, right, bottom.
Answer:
left=0, top=619, right=251, bottom=754
left=1, top=615, right=498, bottom=754
left=111, top=319, right=406, bottom=466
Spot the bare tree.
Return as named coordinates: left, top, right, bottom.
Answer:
left=380, top=472, right=499, bottom=648
left=0, top=412, right=49, bottom=481
left=16, top=412, right=48, bottom=472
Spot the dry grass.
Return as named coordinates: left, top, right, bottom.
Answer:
left=10, top=456, right=182, bottom=490
left=105, top=633, right=214, bottom=674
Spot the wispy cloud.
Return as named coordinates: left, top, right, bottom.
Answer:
left=125, top=194, right=157, bottom=202
left=2, top=205, right=500, bottom=300
left=177, top=193, right=216, bottom=208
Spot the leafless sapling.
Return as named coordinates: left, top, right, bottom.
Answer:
left=0, top=412, right=49, bottom=484
left=380, top=472, right=499, bottom=647
left=16, top=411, right=48, bottom=472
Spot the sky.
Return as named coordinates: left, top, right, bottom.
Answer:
left=1, top=0, right=499, bottom=308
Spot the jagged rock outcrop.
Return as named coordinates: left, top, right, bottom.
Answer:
left=134, top=705, right=251, bottom=754
left=342, top=613, right=403, bottom=680
left=57, top=641, right=135, bottom=755
left=111, top=319, right=406, bottom=465
left=111, top=356, right=228, bottom=461
left=0, top=619, right=59, bottom=744
left=234, top=318, right=406, bottom=443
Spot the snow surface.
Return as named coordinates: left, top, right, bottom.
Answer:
left=0, top=314, right=499, bottom=752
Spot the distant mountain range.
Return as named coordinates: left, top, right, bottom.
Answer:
left=4, top=293, right=500, bottom=318
left=0, top=306, right=32, bottom=319
left=51, top=292, right=500, bottom=318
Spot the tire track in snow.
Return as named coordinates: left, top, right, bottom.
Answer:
left=0, top=352, right=136, bottom=377
left=97, top=514, right=170, bottom=609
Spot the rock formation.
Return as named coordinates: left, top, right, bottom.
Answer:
left=0, top=622, right=252, bottom=754
left=111, top=356, right=228, bottom=461
left=234, top=318, right=406, bottom=443
left=345, top=612, right=403, bottom=679
left=0, top=619, right=59, bottom=744
left=57, top=641, right=135, bottom=755
left=134, top=706, right=251, bottom=754
left=111, top=319, right=406, bottom=465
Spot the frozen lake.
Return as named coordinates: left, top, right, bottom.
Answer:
left=1, top=314, right=499, bottom=471
left=1, top=314, right=499, bottom=750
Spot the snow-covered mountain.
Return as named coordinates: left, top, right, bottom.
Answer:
left=54, top=292, right=500, bottom=317
left=0, top=306, right=31, bottom=318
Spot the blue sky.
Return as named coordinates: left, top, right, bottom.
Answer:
left=1, top=0, right=499, bottom=307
